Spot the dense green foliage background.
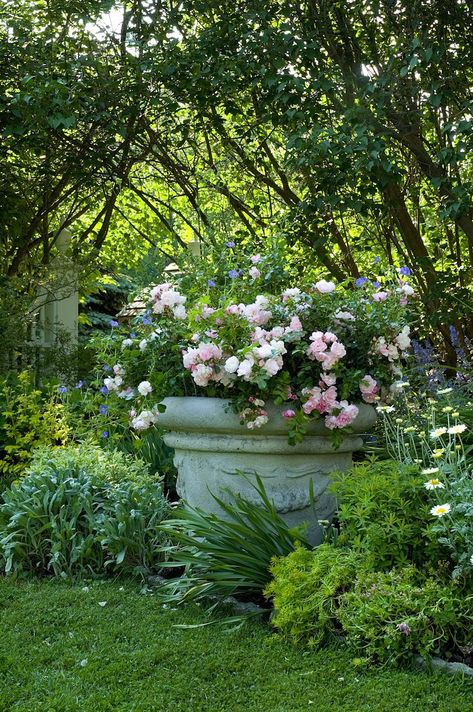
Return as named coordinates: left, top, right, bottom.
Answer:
left=2, top=0, right=473, bottom=364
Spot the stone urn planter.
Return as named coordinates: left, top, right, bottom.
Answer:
left=158, top=397, right=376, bottom=541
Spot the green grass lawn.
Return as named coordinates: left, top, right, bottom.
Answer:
left=1, top=579, right=473, bottom=712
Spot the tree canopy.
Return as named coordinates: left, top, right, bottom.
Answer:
left=2, top=0, right=473, bottom=355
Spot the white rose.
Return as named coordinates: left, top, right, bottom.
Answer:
left=254, top=343, right=272, bottom=359
left=315, top=279, right=336, bottom=293
left=263, top=358, right=281, bottom=376
left=224, top=356, right=240, bottom=373
left=237, top=359, right=254, bottom=379
left=137, top=380, right=153, bottom=396
left=173, top=304, right=187, bottom=319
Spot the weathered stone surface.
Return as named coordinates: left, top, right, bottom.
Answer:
left=158, top=397, right=376, bottom=542
left=414, top=655, right=473, bottom=676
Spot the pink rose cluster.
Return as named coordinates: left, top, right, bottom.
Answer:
left=150, top=283, right=187, bottom=319
left=182, top=341, right=231, bottom=387
left=359, top=374, right=379, bottom=403
left=301, top=375, right=359, bottom=431
left=307, top=331, right=346, bottom=370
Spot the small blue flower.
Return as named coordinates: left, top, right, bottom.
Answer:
left=102, top=364, right=112, bottom=372
left=399, top=266, right=411, bottom=276
left=130, top=332, right=136, bottom=338
left=374, top=256, right=380, bottom=264
left=58, top=386, right=67, bottom=393
left=75, top=380, right=83, bottom=389
left=99, top=404, right=108, bottom=415
left=372, top=281, right=380, bottom=289
left=228, top=270, right=239, bottom=279
left=100, top=386, right=109, bottom=396
left=109, top=319, right=119, bottom=327
left=225, top=241, right=236, bottom=248
left=141, top=316, right=152, bottom=325
left=101, top=430, right=109, bottom=439
left=355, top=277, right=368, bottom=287
left=207, top=279, right=216, bottom=287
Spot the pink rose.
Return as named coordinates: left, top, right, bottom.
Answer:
left=373, top=291, right=388, bottom=302
left=282, top=409, right=296, bottom=419
left=289, top=316, right=303, bottom=332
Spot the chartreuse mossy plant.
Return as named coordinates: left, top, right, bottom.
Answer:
left=337, top=566, right=473, bottom=665
left=265, top=543, right=363, bottom=646
left=331, top=458, right=443, bottom=570
left=266, top=545, right=473, bottom=665
left=0, top=372, right=69, bottom=489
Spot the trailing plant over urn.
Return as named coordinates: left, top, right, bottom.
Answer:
left=81, top=253, right=415, bottom=444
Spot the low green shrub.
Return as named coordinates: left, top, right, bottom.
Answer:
left=0, top=446, right=168, bottom=578
left=28, top=444, right=148, bottom=484
left=337, top=566, right=473, bottom=664
left=0, top=372, right=70, bottom=490
left=331, top=458, right=442, bottom=570
left=156, top=476, right=309, bottom=612
left=265, top=543, right=363, bottom=646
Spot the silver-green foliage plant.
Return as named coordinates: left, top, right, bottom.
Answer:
left=0, top=446, right=168, bottom=578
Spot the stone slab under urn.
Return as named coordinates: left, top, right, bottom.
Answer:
left=158, top=397, right=376, bottom=543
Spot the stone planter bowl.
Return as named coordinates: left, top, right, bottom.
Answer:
left=158, top=396, right=376, bottom=542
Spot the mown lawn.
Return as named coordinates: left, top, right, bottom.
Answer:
left=1, top=578, right=472, bottom=712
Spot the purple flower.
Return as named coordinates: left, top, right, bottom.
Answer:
left=228, top=270, right=239, bottom=279
left=130, top=332, right=136, bottom=338
left=374, top=255, right=380, bottom=263
left=141, top=316, right=152, bottom=325
left=449, top=325, right=459, bottom=347
left=109, top=319, right=119, bottom=328
left=58, top=386, right=67, bottom=393
left=101, top=430, right=109, bottom=439
left=99, top=404, right=108, bottom=415
left=75, top=380, right=83, bottom=389
left=207, top=279, right=216, bottom=287
left=396, top=622, right=411, bottom=636
left=102, top=364, right=112, bottom=372
left=399, top=266, right=411, bottom=276
left=372, top=281, right=380, bottom=288
left=355, top=277, right=368, bottom=287
left=225, top=241, right=236, bottom=248
left=100, top=386, right=109, bottom=395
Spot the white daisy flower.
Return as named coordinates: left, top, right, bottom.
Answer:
left=430, top=427, right=447, bottom=439
left=424, top=479, right=445, bottom=490
left=421, top=467, right=439, bottom=475
left=448, top=424, right=467, bottom=435
left=430, top=503, right=451, bottom=517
